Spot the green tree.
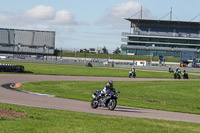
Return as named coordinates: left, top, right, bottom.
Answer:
left=89, top=48, right=95, bottom=52
left=113, top=47, right=121, bottom=54
left=102, top=46, right=108, bottom=54
left=54, top=48, right=60, bottom=56
left=83, top=48, right=89, bottom=53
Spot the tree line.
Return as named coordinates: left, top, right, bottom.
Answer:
left=79, top=46, right=121, bottom=54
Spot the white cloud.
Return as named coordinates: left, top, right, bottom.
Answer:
left=110, top=1, right=141, bottom=18
left=0, top=15, right=15, bottom=24
left=96, top=1, right=153, bottom=29
left=0, top=9, right=19, bottom=25
left=23, top=5, right=55, bottom=20
left=22, top=5, right=78, bottom=25
left=63, top=26, right=76, bottom=32
left=49, top=10, right=77, bottom=25
left=15, top=24, right=51, bottom=31
left=0, top=5, right=79, bottom=26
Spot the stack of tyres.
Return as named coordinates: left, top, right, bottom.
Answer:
left=0, top=64, right=24, bottom=72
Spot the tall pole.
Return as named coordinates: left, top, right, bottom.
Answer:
left=141, top=6, right=143, bottom=19
left=56, top=48, right=57, bottom=61
left=170, top=7, right=172, bottom=20
left=60, top=46, right=63, bottom=61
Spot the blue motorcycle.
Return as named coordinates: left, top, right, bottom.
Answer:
left=91, top=89, right=120, bottom=110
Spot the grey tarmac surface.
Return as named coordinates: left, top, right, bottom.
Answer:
left=0, top=74, right=200, bottom=123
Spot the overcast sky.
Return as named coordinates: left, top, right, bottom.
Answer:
left=1, top=0, right=200, bottom=52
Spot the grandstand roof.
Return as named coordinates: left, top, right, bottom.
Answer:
left=125, top=18, right=200, bottom=29
left=0, top=28, right=55, bottom=33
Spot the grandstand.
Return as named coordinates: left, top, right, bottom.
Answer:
left=121, top=19, right=200, bottom=58
left=0, top=28, right=55, bottom=55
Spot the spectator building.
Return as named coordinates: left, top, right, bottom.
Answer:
left=121, top=18, right=200, bottom=58
left=0, top=28, right=55, bottom=55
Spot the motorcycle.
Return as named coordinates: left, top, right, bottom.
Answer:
left=129, top=71, right=136, bottom=78
left=91, top=89, right=120, bottom=110
left=174, top=72, right=181, bottom=79
left=182, top=73, right=189, bottom=79
left=169, top=68, right=174, bottom=73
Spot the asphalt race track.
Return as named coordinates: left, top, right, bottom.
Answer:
left=0, top=74, right=200, bottom=123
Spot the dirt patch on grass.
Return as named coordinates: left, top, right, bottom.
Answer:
left=0, top=109, right=28, bottom=119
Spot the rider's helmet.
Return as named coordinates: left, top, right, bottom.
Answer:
left=107, top=80, right=113, bottom=88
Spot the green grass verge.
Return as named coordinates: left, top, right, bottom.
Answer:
left=19, top=81, right=200, bottom=114
left=1, top=61, right=200, bottom=79
left=59, top=52, right=180, bottom=62
left=0, top=103, right=200, bottom=133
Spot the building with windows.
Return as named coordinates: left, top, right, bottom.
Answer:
left=0, top=28, right=55, bottom=55
left=121, top=19, right=200, bottom=58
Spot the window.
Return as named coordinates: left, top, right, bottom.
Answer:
left=179, top=39, right=188, bottom=44
left=149, top=38, right=159, bottom=42
left=159, top=38, right=169, bottom=42
left=189, top=40, right=198, bottom=44
left=169, top=39, right=178, bottom=43
left=129, top=37, right=139, bottom=41
left=139, top=37, right=149, bottom=41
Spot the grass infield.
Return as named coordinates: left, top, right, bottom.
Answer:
left=59, top=52, right=181, bottom=62
left=0, top=103, right=200, bottom=133
left=19, top=80, right=200, bottom=115
left=1, top=61, right=200, bottom=79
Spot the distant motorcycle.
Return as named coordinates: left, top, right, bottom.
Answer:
left=129, top=71, right=136, bottom=78
left=91, top=89, right=120, bottom=110
left=182, top=72, right=189, bottom=79
left=174, top=72, right=181, bottom=79
left=177, top=70, right=181, bottom=74
left=169, top=68, right=174, bottom=73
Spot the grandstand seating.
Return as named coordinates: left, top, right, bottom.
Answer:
left=136, top=26, right=199, bottom=38
left=0, top=28, right=55, bottom=55
left=0, top=30, right=9, bottom=44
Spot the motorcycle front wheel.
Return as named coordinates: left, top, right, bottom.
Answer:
left=108, top=99, right=117, bottom=110
left=91, top=99, right=98, bottom=109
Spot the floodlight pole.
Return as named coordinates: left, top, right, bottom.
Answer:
left=140, top=6, right=143, bottom=19
left=60, top=47, right=63, bottom=61
left=170, top=7, right=172, bottom=21
left=84, top=50, right=87, bottom=65
left=55, top=48, right=57, bottom=61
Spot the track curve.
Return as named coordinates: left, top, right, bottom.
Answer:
left=0, top=74, right=200, bottom=123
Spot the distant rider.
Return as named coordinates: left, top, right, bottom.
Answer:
left=129, top=67, right=136, bottom=78
left=131, top=67, right=136, bottom=73
left=176, top=67, right=181, bottom=74
left=182, top=70, right=189, bottom=79
left=169, top=66, right=173, bottom=73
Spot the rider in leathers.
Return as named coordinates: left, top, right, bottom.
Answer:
left=131, top=67, right=136, bottom=73
left=101, top=80, right=114, bottom=95
left=101, top=80, right=114, bottom=105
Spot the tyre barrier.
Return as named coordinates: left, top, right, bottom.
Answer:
left=0, top=64, right=25, bottom=72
